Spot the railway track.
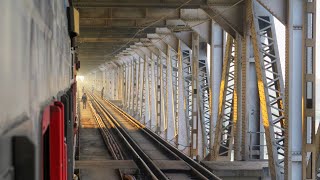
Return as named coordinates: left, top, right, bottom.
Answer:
left=88, top=101, right=125, bottom=160
left=88, top=93, right=221, bottom=180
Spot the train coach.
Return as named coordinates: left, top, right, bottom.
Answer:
left=0, top=1, right=80, bottom=180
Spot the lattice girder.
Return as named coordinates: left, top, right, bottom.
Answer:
left=212, top=35, right=238, bottom=160
left=249, top=1, right=286, bottom=179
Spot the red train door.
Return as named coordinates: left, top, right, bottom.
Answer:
left=50, top=101, right=67, bottom=180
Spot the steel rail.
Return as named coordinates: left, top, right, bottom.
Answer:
left=89, top=101, right=125, bottom=160
left=89, top=93, right=161, bottom=180
left=92, top=93, right=221, bottom=180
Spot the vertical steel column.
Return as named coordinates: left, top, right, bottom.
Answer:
left=177, top=41, right=189, bottom=153
left=113, top=67, right=116, bottom=99
left=128, top=62, right=132, bottom=107
left=234, top=34, right=243, bottom=161
left=117, top=67, right=120, bottom=99
left=150, top=53, right=157, bottom=131
left=94, top=71, right=97, bottom=92
left=144, top=55, right=150, bottom=125
left=209, top=22, right=224, bottom=157
left=134, top=58, right=141, bottom=118
left=124, top=65, right=127, bottom=105
left=125, top=64, right=128, bottom=105
left=107, top=69, right=110, bottom=99
left=156, top=53, right=162, bottom=134
left=119, top=63, right=124, bottom=104
left=285, top=0, right=305, bottom=173
left=100, top=70, right=102, bottom=91
left=239, top=6, right=262, bottom=159
left=111, top=69, right=115, bottom=100
left=191, top=32, right=202, bottom=159
left=114, top=68, right=117, bottom=99
left=102, top=69, right=106, bottom=98
left=302, top=0, right=318, bottom=179
left=147, top=55, right=153, bottom=127
left=97, top=70, right=100, bottom=92
left=138, top=58, right=144, bottom=119
left=141, top=58, right=146, bottom=124
left=117, top=66, right=122, bottom=100
left=130, top=59, right=136, bottom=114
left=132, top=59, right=138, bottom=116
left=240, top=32, right=248, bottom=161
left=102, top=67, right=105, bottom=98
left=169, top=46, right=180, bottom=146
left=126, top=63, right=130, bottom=109
left=110, top=66, right=113, bottom=98
left=105, top=69, right=109, bottom=98
left=286, top=0, right=303, bottom=178
left=129, top=61, right=133, bottom=112
left=115, top=66, right=118, bottom=99
left=160, top=54, right=167, bottom=138
left=146, top=56, right=151, bottom=126
left=166, top=44, right=176, bottom=142
left=241, top=11, right=261, bottom=161
left=153, top=53, right=159, bottom=132
left=107, top=69, right=111, bottom=98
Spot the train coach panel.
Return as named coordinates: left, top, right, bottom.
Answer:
left=0, top=1, right=75, bottom=180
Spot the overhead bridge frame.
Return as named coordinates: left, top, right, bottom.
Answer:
left=81, top=0, right=318, bottom=179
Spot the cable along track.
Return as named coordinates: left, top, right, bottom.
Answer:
left=89, top=93, right=221, bottom=180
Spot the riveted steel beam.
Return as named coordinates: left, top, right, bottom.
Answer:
left=208, top=21, right=224, bottom=160
left=190, top=32, right=201, bottom=159
left=202, top=4, right=244, bottom=37
left=256, top=0, right=286, bottom=24
left=78, top=7, right=179, bottom=19
left=77, top=38, right=141, bottom=43
left=301, top=0, right=318, bottom=179
left=212, top=35, right=238, bottom=161
left=73, top=0, right=204, bottom=8
left=249, top=1, right=286, bottom=179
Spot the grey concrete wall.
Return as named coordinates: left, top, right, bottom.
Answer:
left=0, top=1, right=72, bottom=179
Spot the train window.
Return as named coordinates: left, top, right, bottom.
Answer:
left=43, top=128, right=50, bottom=180
left=12, top=136, right=35, bottom=180
left=42, top=105, right=50, bottom=180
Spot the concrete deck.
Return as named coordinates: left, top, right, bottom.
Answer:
left=201, top=161, right=270, bottom=180
left=78, top=101, right=121, bottom=180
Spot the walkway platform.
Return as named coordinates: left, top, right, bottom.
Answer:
left=202, top=161, right=270, bottom=180
left=77, top=101, right=121, bottom=180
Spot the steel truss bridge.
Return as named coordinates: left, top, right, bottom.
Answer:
left=74, top=0, right=319, bottom=179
